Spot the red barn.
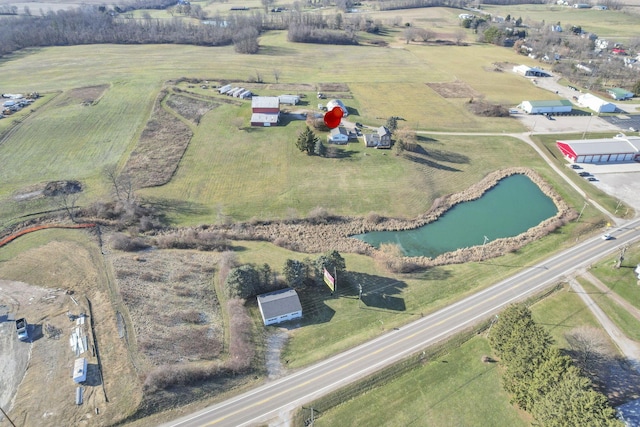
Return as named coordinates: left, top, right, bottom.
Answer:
left=251, top=96, right=280, bottom=126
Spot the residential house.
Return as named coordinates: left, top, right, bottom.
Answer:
left=328, top=126, right=349, bottom=144
left=363, top=126, right=392, bottom=148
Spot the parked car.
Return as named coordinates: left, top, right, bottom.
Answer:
left=570, top=164, right=582, bottom=169
left=568, top=85, right=578, bottom=91
left=15, top=318, right=29, bottom=341
left=578, top=172, right=590, bottom=177
left=355, top=122, right=363, bottom=128
left=587, top=177, right=597, bottom=181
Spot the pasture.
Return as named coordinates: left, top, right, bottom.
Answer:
left=0, top=27, right=565, bottom=226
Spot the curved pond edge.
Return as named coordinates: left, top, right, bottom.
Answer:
left=188, top=167, right=578, bottom=268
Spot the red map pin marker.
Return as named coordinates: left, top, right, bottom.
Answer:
left=324, top=106, right=344, bottom=129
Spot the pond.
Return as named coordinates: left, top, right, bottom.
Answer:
left=352, top=174, right=558, bottom=258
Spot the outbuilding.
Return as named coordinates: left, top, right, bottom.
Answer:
left=251, top=96, right=280, bottom=126
left=279, top=95, right=300, bottom=105
left=513, top=65, right=552, bottom=77
left=73, top=357, right=87, bottom=383
left=257, top=288, right=302, bottom=326
left=606, top=88, right=634, bottom=101
left=520, top=100, right=573, bottom=114
left=556, top=134, right=640, bottom=163
left=326, top=99, right=349, bottom=117
left=218, top=84, right=232, bottom=94
left=577, top=93, right=616, bottom=113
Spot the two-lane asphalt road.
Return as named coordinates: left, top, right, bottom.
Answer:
left=164, top=218, right=640, bottom=427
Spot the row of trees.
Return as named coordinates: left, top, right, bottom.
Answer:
left=224, top=250, right=346, bottom=298
left=488, top=304, right=622, bottom=426
left=0, top=7, right=265, bottom=57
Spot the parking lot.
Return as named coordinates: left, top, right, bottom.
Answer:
left=565, top=162, right=640, bottom=211
left=601, top=114, right=640, bottom=134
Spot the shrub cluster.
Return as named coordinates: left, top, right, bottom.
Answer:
left=155, top=229, right=230, bottom=251
left=110, top=233, right=151, bottom=251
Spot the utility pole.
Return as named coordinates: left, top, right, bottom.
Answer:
left=577, top=201, right=588, bottom=222
left=311, top=407, right=314, bottom=426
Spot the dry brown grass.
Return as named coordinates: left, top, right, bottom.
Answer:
left=165, top=93, right=219, bottom=124
left=426, top=81, right=481, bottom=99
left=122, top=91, right=193, bottom=188
left=111, top=250, right=222, bottom=368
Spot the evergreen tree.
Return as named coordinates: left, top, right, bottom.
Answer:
left=225, top=264, right=260, bottom=298
left=296, top=126, right=320, bottom=155
left=283, top=259, right=306, bottom=288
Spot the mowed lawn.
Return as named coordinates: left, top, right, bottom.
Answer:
left=313, top=337, right=529, bottom=427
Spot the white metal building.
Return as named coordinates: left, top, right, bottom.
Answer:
left=577, top=93, right=616, bottom=113
left=520, top=100, right=573, bottom=114
left=556, top=135, right=640, bottom=163
left=73, top=357, right=87, bottom=383
left=513, top=65, right=552, bottom=77
left=257, top=288, right=302, bottom=326
left=326, top=99, right=349, bottom=116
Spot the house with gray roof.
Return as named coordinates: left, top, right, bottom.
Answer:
left=363, top=126, right=391, bottom=148
left=257, top=288, right=302, bottom=326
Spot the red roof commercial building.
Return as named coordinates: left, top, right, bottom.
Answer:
left=556, top=135, right=640, bottom=164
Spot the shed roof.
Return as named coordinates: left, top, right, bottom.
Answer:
left=330, top=126, right=348, bottom=136
left=251, top=96, right=280, bottom=109
left=257, top=288, right=302, bottom=319
left=251, top=113, right=279, bottom=124
left=607, top=88, right=633, bottom=97
left=525, top=100, right=573, bottom=107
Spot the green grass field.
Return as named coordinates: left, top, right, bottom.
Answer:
left=481, top=4, right=640, bottom=40
left=313, top=337, right=530, bottom=427
left=588, top=248, right=640, bottom=310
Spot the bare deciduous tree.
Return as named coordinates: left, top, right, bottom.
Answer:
left=565, top=326, right=609, bottom=374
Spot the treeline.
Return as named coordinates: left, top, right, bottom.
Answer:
left=0, top=7, right=264, bottom=57
left=377, top=0, right=466, bottom=11
left=223, top=250, right=346, bottom=299
left=488, top=304, right=622, bottom=426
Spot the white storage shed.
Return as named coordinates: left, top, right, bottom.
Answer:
left=257, top=288, right=302, bottom=326
left=73, top=357, right=87, bottom=383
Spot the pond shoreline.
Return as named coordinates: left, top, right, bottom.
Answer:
left=198, top=167, right=578, bottom=268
